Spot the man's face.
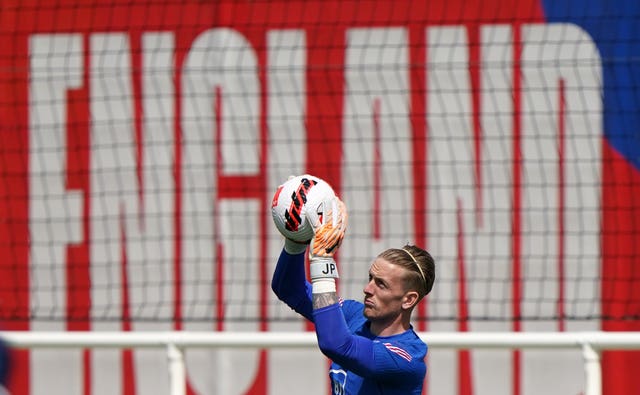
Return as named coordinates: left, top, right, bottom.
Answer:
left=362, top=258, right=409, bottom=322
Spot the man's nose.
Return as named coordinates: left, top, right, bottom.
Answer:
left=363, top=280, right=373, bottom=295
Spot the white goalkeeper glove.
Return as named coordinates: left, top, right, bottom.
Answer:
left=309, top=197, right=348, bottom=294
left=283, top=237, right=309, bottom=255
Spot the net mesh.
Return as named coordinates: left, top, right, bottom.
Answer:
left=0, top=0, right=638, bottom=327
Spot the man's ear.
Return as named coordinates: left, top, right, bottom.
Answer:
left=402, top=291, right=420, bottom=310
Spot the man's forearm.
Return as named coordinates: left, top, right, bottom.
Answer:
left=312, top=291, right=339, bottom=309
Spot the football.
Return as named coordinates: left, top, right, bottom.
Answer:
left=271, top=174, right=337, bottom=242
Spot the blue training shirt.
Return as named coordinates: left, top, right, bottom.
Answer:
left=271, top=249, right=427, bottom=395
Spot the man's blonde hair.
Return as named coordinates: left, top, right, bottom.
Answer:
left=377, top=244, right=435, bottom=300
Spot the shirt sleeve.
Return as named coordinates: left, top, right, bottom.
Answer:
left=270, top=248, right=314, bottom=321
left=313, top=303, right=376, bottom=375
left=313, top=303, right=426, bottom=384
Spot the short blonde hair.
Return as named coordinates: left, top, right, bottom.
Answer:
left=377, top=244, right=435, bottom=299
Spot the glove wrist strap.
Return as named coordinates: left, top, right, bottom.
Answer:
left=312, top=278, right=336, bottom=294
left=309, top=258, right=339, bottom=280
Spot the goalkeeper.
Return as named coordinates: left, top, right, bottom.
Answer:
left=271, top=196, right=435, bottom=395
